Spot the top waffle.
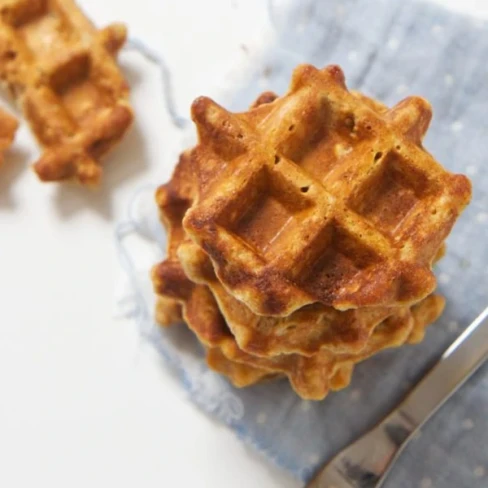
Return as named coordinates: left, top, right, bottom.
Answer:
left=0, top=0, right=133, bottom=185
left=183, top=64, right=471, bottom=316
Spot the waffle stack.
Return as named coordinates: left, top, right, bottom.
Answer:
left=152, top=64, right=471, bottom=400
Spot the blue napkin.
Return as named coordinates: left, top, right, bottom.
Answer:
left=117, top=0, right=488, bottom=485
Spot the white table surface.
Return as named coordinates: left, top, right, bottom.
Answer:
left=1, top=1, right=487, bottom=487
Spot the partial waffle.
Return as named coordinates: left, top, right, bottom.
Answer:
left=0, top=0, right=133, bottom=185
left=183, top=64, right=471, bottom=316
left=0, top=106, right=17, bottom=163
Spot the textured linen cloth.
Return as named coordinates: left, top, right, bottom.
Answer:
left=115, top=0, right=488, bottom=485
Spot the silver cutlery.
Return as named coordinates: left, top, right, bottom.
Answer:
left=306, top=306, right=488, bottom=488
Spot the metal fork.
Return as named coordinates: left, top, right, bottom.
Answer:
left=306, top=306, right=488, bottom=488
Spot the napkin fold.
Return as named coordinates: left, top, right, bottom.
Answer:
left=116, top=0, right=488, bottom=485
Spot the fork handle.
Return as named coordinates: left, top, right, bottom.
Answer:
left=307, top=409, right=416, bottom=488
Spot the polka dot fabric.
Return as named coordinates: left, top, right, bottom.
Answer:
left=118, top=0, right=488, bottom=486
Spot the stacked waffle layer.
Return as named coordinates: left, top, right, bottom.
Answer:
left=152, top=64, right=471, bottom=400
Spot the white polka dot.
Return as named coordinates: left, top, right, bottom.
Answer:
left=439, top=273, right=450, bottom=285
left=462, top=418, right=474, bottom=430
left=256, top=412, right=268, bottom=424
left=432, top=24, right=442, bottom=35
left=420, top=478, right=433, bottom=488
left=473, top=19, right=485, bottom=29
left=348, top=50, right=358, bottom=62
left=336, top=5, right=345, bottom=17
left=473, top=466, right=486, bottom=478
left=301, top=401, right=311, bottom=412
left=444, top=74, right=454, bottom=86
left=296, top=21, right=306, bottom=33
left=451, top=120, right=463, bottom=132
left=309, top=453, right=321, bottom=464
left=466, top=165, right=478, bottom=176
left=396, top=84, right=409, bottom=95
left=350, top=389, right=362, bottom=401
left=387, top=38, right=399, bottom=51
left=476, top=212, right=488, bottom=223
left=448, top=320, right=459, bottom=332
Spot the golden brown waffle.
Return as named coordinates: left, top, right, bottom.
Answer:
left=183, top=64, right=471, bottom=316
left=0, top=0, right=133, bottom=185
left=0, top=106, right=17, bottom=163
